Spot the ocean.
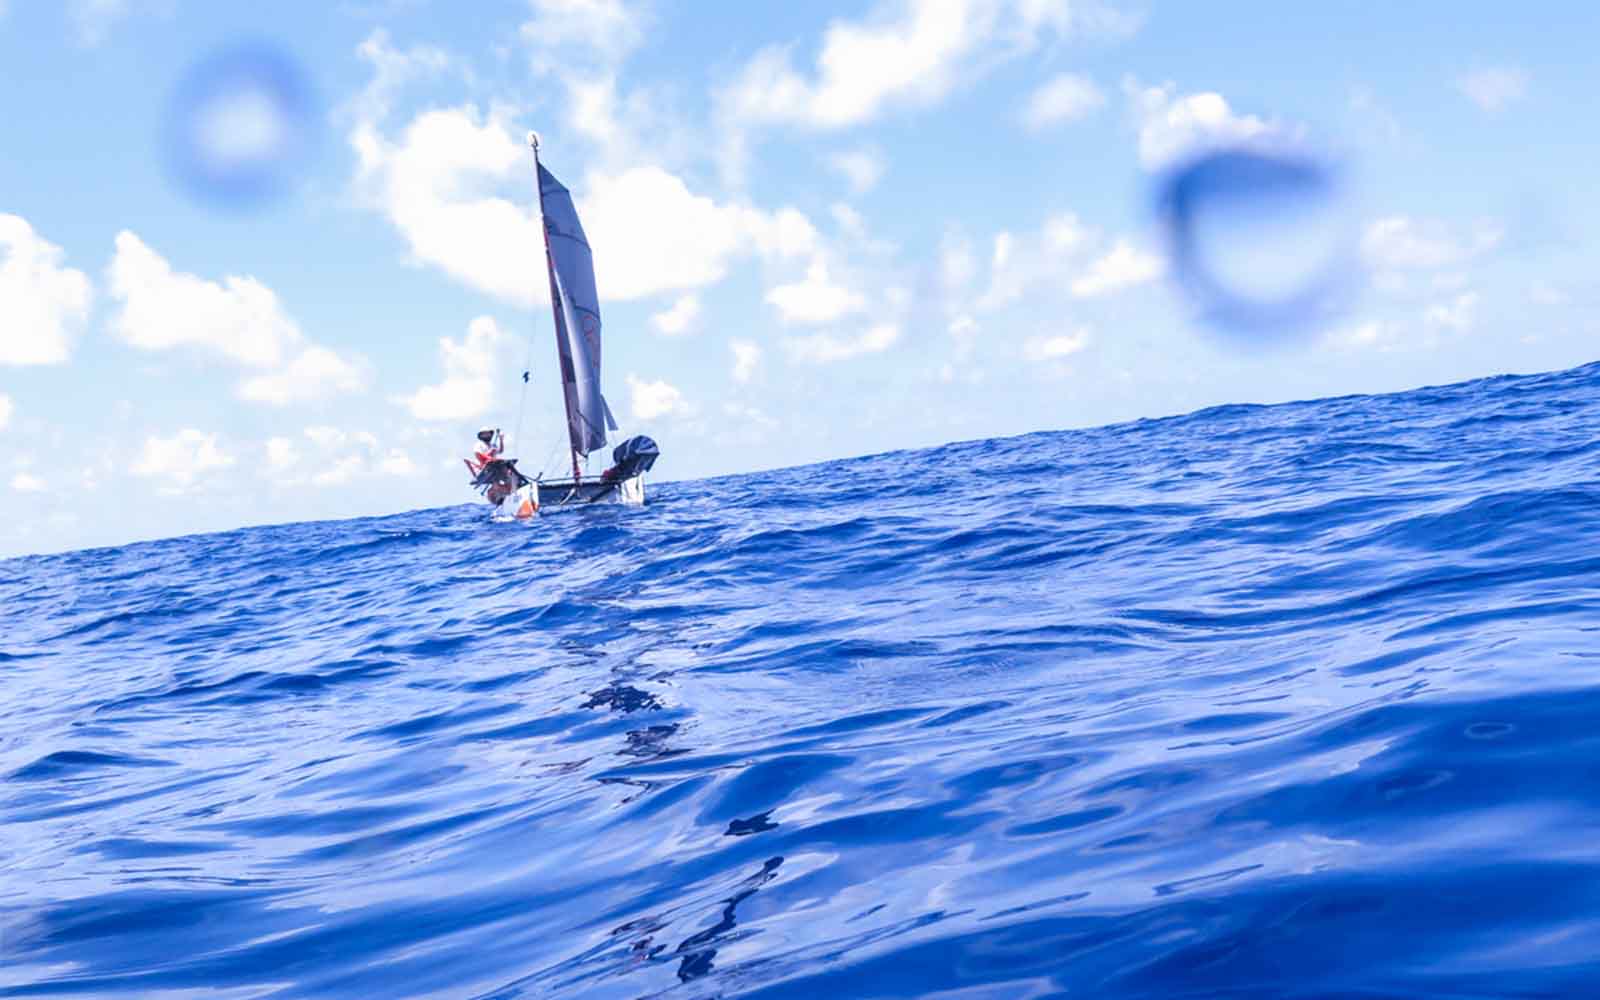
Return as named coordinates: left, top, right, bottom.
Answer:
left=4, top=361, right=1599, bottom=998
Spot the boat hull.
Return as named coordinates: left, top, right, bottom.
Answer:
left=536, top=474, right=645, bottom=510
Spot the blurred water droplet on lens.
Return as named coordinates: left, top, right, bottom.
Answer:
left=165, top=41, right=316, bottom=210
left=1158, top=145, right=1354, bottom=341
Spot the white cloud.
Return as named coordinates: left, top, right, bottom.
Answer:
left=1361, top=216, right=1502, bottom=272
left=786, top=323, right=900, bottom=363
left=585, top=167, right=818, bottom=298
left=1124, top=77, right=1272, bottom=170
left=10, top=472, right=45, bottom=494
left=723, top=401, right=777, bottom=428
left=237, top=346, right=369, bottom=405
left=400, top=315, right=509, bottom=422
left=1457, top=67, right=1528, bottom=113
left=1023, top=328, right=1090, bottom=361
left=826, top=148, right=887, bottom=193
left=940, top=230, right=977, bottom=291
left=108, top=231, right=300, bottom=367
left=626, top=374, right=689, bottom=419
left=1424, top=292, right=1479, bottom=332
left=723, top=0, right=1135, bottom=130
left=346, top=30, right=449, bottom=127
left=265, top=436, right=300, bottom=472
left=1326, top=319, right=1391, bottom=350
left=730, top=338, right=761, bottom=383
left=0, top=393, right=10, bottom=430
left=650, top=294, right=701, bottom=336
left=1070, top=239, right=1163, bottom=297
left=978, top=213, right=1093, bottom=309
left=377, top=449, right=418, bottom=476
left=265, top=426, right=417, bottom=488
left=0, top=214, right=92, bottom=366
left=352, top=104, right=817, bottom=304
left=520, top=0, right=642, bottom=70
left=831, top=203, right=869, bottom=240
left=766, top=258, right=866, bottom=324
left=107, top=231, right=364, bottom=404
left=1022, top=72, right=1105, bottom=130
left=132, top=429, right=236, bottom=492
left=352, top=106, right=544, bottom=307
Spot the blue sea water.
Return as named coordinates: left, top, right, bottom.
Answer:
left=4, top=362, right=1600, bottom=998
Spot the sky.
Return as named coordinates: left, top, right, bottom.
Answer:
left=2, top=0, right=1597, bottom=558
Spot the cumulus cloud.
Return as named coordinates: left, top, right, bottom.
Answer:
left=1070, top=239, right=1164, bottom=298
left=351, top=106, right=544, bottom=307
left=263, top=426, right=419, bottom=488
left=1457, top=67, right=1528, bottom=113
left=723, top=401, right=777, bottom=427
left=825, top=148, right=887, bottom=193
left=132, top=429, right=236, bottom=492
left=786, top=323, right=900, bottom=363
left=345, top=30, right=449, bottom=127
left=650, top=294, right=701, bottom=336
left=765, top=258, right=866, bottom=324
left=1022, top=72, right=1105, bottom=130
left=265, top=436, right=299, bottom=472
left=940, top=229, right=978, bottom=291
left=107, top=231, right=366, bottom=403
left=730, top=338, right=761, bottom=383
left=109, top=231, right=300, bottom=366
left=10, top=471, right=45, bottom=494
left=1022, top=328, right=1090, bottom=361
left=1361, top=216, right=1502, bottom=273
left=1424, top=291, right=1479, bottom=332
left=626, top=374, right=689, bottom=419
left=977, top=213, right=1093, bottom=309
left=586, top=167, right=818, bottom=297
left=400, top=316, right=509, bottom=422
left=1326, top=319, right=1391, bottom=350
left=0, top=214, right=92, bottom=366
left=236, top=346, right=369, bottom=406
left=352, top=102, right=817, bottom=304
left=521, top=0, right=642, bottom=71
left=723, top=0, right=1137, bottom=130
left=1124, top=77, right=1272, bottom=170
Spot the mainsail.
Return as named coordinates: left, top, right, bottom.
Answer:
left=537, top=158, right=617, bottom=459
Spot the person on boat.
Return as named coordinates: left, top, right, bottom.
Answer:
left=466, top=427, right=502, bottom=478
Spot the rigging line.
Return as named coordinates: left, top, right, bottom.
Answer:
left=512, top=327, right=535, bottom=462
left=512, top=153, right=542, bottom=461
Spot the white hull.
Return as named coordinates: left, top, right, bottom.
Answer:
left=535, top=473, right=646, bottom=511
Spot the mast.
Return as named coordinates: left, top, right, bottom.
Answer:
left=530, top=131, right=583, bottom=484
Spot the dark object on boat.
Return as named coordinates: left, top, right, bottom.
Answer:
left=472, top=458, right=530, bottom=494
left=601, top=436, right=660, bottom=483
left=536, top=437, right=661, bottom=508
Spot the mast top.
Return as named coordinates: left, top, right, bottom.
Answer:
left=527, top=130, right=541, bottom=154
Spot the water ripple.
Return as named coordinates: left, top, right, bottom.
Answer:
left=5, top=362, right=1600, bottom=996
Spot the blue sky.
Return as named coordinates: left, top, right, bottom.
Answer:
left=2, top=0, right=1596, bottom=558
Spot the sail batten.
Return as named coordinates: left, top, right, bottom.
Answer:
left=537, top=160, right=608, bottom=458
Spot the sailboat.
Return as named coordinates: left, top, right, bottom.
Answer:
left=471, top=133, right=660, bottom=518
